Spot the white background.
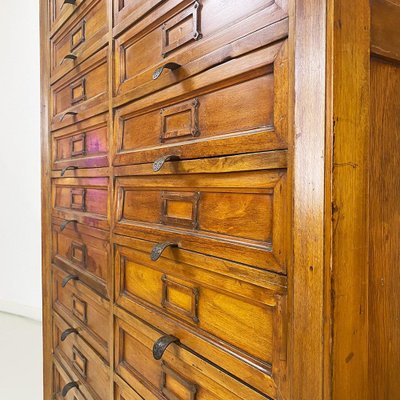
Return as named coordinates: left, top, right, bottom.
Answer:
left=0, top=1, right=41, bottom=320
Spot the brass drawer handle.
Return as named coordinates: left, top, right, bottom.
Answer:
left=61, top=381, right=79, bottom=397
left=153, top=154, right=180, bottom=172
left=61, top=165, right=78, bottom=176
left=153, top=62, right=181, bottom=80
left=151, top=242, right=178, bottom=261
left=153, top=335, right=180, bottom=360
left=61, top=328, right=79, bottom=341
left=62, top=274, right=79, bottom=288
left=59, top=111, right=78, bottom=122
left=60, top=219, right=77, bottom=231
left=60, top=53, right=77, bottom=65
left=60, top=0, right=77, bottom=9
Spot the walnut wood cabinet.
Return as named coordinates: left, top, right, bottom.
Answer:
left=40, top=0, right=400, bottom=399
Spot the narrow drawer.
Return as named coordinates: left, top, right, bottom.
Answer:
left=52, top=217, right=110, bottom=297
left=51, top=0, right=108, bottom=81
left=52, top=176, right=109, bottom=230
left=53, top=265, right=110, bottom=361
left=52, top=114, right=109, bottom=171
left=49, top=0, right=86, bottom=34
left=52, top=357, right=89, bottom=400
left=114, top=152, right=288, bottom=274
left=53, top=313, right=110, bottom=400
left=51, top=48, right=108, bottom=131
left=114, top=0, right=288, bottom=101
left=115, top=308, right=270, bottom=400
left=114, top=41, right=288, bottom=166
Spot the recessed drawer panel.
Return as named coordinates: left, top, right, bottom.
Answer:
left=115, top=308, right=270, bottom=400
left=52, top=114, right=109, bottom=171
left=114, top=41, right=288, bottom=165
left=51, top=48, right=108, bottom=131
left=52, top=176, right=109, bottom=230
left=114, top=152, right=288, bottom=273
left=53, top=265, right=110, bottom=361
left=53, top=313, right=110, bottom=400
left=114, top=0, right=288, bottom=101
left=50, top=0, right=86, bottom=34
left=115, top=236, right=287, bottom=396
left=51, top=0, right=108, bottom=80
left=52, top=217, right=110, bottom=297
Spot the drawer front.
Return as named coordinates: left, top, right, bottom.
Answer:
left=52, top=177, right=109, bottom=230
left=114, top=152, right=288, bottom=273
left=114, top=377, right=145, bottom=400
left=114, top=41, right=288, bottom=165
left=51, top=48, right=108, bottom=131
left=115, top=308, right=269, bottom=400
left=51, top=0, right=108, bottom=80
left=53, top=313, right=110, bottom=399
left=115, top=237, right=288, bottom=396
left=114, top=0, right=288, bottom=100
left=53, top=358, right=88, bottom=400
left=52, top=114, right=109, bottom=171
left=50, top=0, right=86, bottom=33
left=52, top=217, right=110, bottom=297
left=53, top=265, right=110, bottom=361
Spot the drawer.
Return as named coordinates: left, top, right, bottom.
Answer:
left=52, top=217, right=110, bottom=297
left=52, top=114, right=109, bottom=171
left=51, top=0, right=108, bottom=81
left=114, top=41, right=288, bottom=166
left=115, top=307, right=270, bottom=400
left=51, top=48, right=108, bottom=131
left=114, top=152, right=288, bottom=273
left=52, top=357, right=89, bottom=400
left=114, top=376, right=144, bottom=400
left=53, top=265, right=110, bottom=361
left=113, top=0, right=288, bottom=102
left=50, top=0, right=86, bottom=34
left=52, top=176, right=109, bottom=230
left=53, top=313, right=110, bottom=400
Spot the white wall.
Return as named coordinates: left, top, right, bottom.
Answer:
left=0, top=1, right=41, bottom=320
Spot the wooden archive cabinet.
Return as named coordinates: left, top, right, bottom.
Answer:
left=40, top=0, right=400, bottom=399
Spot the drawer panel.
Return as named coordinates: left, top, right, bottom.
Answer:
left=51, top=0, right=108, bottom=80
left=114, top=376, right=144, bottom=400
left=115, top=236, right=287, bottom=396
left=52, top=114, right=109, bottom=171
left=53, top=313, right=110, bottom=399
left=51, top=48, right=108, bottom=131
left=52, top=217, right=110, bottom=297
left=114, top=152, right=288, bottom=273
left=50, top=0, right=86, bottom=34
left=114, top=41, right=288, bottom=165
left=115, top=308, right=270, bottom=400
left=53, top=265, right=110, bottom=361
left=114, top=0, right=288, bottom=101
left=52, top=176, right=109, bottom=230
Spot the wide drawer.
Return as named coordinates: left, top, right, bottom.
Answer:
left=51, top=0, right=108, bottom=81
left=52, top=217, right=110, bottom=297
left=114, top=151, right=288, bottom=273
left=114, top=41, right=288, bottom=166
left=114, top=235, right=287, bottom=397
left=114, top=376, right=144, bottom=400
left=49, top=0, right=86, bottom=34
left=113, top=0, right=288, bottom=102
left=53, top=312, right=110, bottom=400
left=53, top=265, right=110, bottom=361
left=51, top=48, right=108, bottom=131
left=114, top=307, right=269, bottom=400
left=52, top=113, right=109, bottom=171
left=52, top=176, right=109, bottom=230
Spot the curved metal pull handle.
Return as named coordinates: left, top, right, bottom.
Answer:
left=60, top=0, right=77, bottom=9
left=153, top=335, right=180, bottom=360
left=61, top=381, right=79, bottom=397
left=61, top=328, right=79, bottom=341
left=60, top=53, right=77, bottom=65
left=61, top=274, right=79, bottom=288
left=59, top=111, right=78, bottom=122
left=61, top=165, right=78, bottom=176
left=151, top=242, right=178, bottom=261
left=153, top=154, right=180, bottom=172
left=153, top=62, right=181, bottom=80
left=60, top=219, right=78, bottom=231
